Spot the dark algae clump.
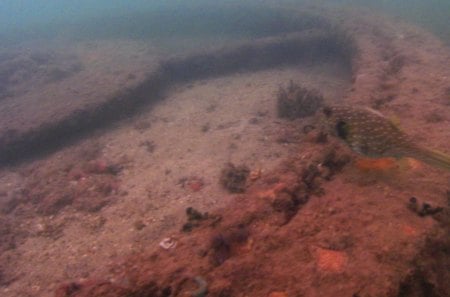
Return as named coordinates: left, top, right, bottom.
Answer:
left=407, top=197, right=443, bottom=217
left=219, top=163, right=250, bottom=193
left=182, top=207, right=221, bottom=232
left=277, top=80, right=324, bottom=119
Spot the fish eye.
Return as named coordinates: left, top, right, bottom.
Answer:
left=336, top=121, right=348, bottom=140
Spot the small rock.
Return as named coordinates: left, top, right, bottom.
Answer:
left=133, top=220, right=146, bottom=230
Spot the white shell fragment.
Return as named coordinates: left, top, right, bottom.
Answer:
left=159, top=237, right=177, bottom=250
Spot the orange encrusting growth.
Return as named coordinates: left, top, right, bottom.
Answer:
left=316, top=247, right=348, bottom=272
left=402, top=225, right=419, bottom=237
left=355, top=157, right=398, bottom=172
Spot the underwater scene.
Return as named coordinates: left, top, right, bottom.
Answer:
left=0, top=1, right=449, bottom=296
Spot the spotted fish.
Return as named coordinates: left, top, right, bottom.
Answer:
left=321, top=105, right=450, bottom=171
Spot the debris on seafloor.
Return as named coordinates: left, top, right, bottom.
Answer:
left=220, top=163, right=250, bottom=193
left=159, top=237, right=177, bottom=250
left=407, top=197, right=443, bottom=217
left=182, top=207, right=221, bottom=232
left=277, top=80, right=324, bottom=119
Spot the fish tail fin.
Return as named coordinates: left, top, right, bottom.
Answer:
left=411, top=147, right=450, bottom=172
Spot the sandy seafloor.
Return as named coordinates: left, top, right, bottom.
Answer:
left=0, top=6, right=450, bottom=297
left=0, top=37, right=349, bottom=296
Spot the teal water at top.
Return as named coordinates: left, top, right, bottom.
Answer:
left=0, top=0, right=163, bottom=30
left=0, top=0, right=449, bottom=45
left=0, top=1, right=307, bottom=45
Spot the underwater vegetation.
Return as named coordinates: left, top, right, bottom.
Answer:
left=220, top=163, right=250, bottom=193
left=277, top=80, right=324, bottom=120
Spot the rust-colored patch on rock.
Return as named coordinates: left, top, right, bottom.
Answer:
left=268, top=291, right=288, bottom=297
left=355, top=157, right=398, bottom=172
left=402, top=225, right=419, bottom=237
left=315, top=247, right=348, bottom=273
